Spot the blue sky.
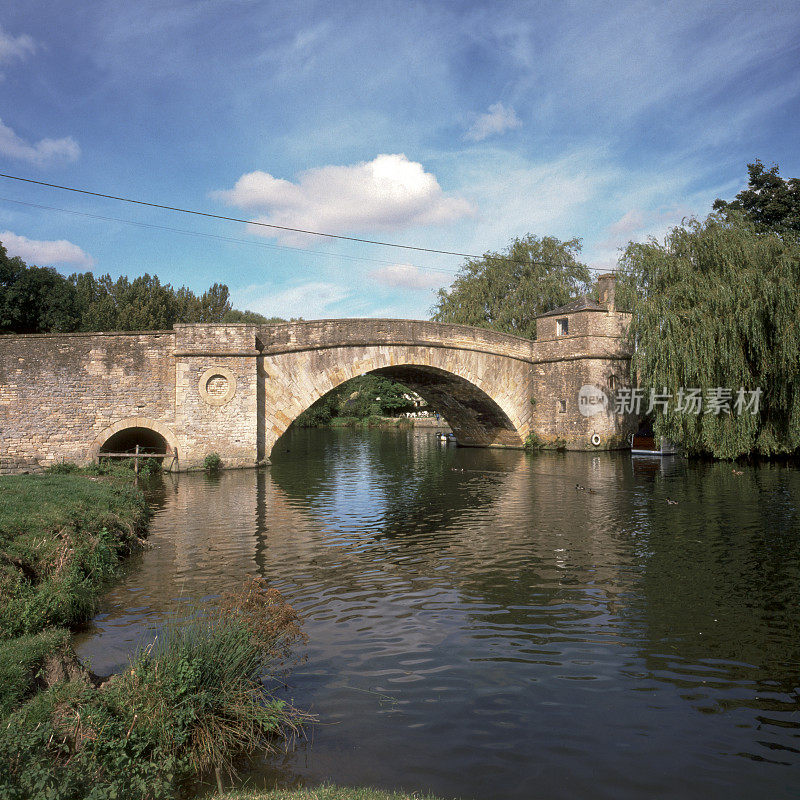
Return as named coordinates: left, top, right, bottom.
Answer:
left=0, top=1, right=798, bottom=320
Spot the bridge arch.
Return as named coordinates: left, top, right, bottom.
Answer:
left=260, top=343, right=532, bottom=459
left=89, top=417, right=179, bottom=463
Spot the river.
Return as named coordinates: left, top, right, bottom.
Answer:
left=75, top=428, right=800, bottom=800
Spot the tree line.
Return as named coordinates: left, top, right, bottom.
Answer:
left=0, top=245, right=283, bottom=334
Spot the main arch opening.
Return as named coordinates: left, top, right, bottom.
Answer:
left=271, top=364, right=522, bottom=459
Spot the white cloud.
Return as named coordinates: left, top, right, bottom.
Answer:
left=607, top=209, right=646, bottom=238
left=0, top=118, right=79, bottom=166
left=369, top=263, right=447, bottom=290
left=465, top=102, right=522, bottom=141
left=1, top=230, right=94, bottom=268
left=233, top=281, right=350, bottom=320
left=214, top=154, right=474, bottom=243
left=0, top=25, right=35, bottom=66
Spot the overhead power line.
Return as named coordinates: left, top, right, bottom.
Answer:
left=0, top=172, right=616, bottom=272
left=0, top=173, right=477, bottom=258
left=0, top=196, right=461, bottom=276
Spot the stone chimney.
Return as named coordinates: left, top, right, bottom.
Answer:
left=597, top=273, right=616, bottom=311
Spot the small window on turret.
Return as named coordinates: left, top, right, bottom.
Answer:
left=558, top=399, right=567, bottom=413
left=556, top=318, right=569, bottom=336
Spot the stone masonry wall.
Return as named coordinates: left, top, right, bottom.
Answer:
left=0, top=331, right=176, bottom=472
left=532, top=310, right=635, bottom=448
left=173, top=325, right=260, bottom=469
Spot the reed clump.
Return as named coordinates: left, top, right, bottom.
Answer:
left=1, top=578, right=309, bottom=799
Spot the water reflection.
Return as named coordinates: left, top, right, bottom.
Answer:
left=76, top=430, right=800, bottom=800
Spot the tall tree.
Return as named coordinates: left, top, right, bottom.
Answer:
left=198, top=282, right=232, bottom=322
left=111, top=274, right=179, bottom=330
left=431, top=234, right=592, bottom=339
left=713, top=160, right=800, bottom=233
left=618, top=212, right=800, bottom=459
left=0, top=244, right=79, bottom=333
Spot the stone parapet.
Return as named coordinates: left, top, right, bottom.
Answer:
left=0, top=312, right=634, bottom=471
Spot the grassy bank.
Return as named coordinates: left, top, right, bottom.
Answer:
left=221, top=787, right=449, bottom=800
left=0, top=469, right=151, bottom=719
left=319, top=416, right=414, bottom=429
left=0, top=469, right=308, bottom=799
left=0, top=471, right=150, bottom=643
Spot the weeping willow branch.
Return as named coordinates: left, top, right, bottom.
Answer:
left=617, top=212, right=800, bottom=459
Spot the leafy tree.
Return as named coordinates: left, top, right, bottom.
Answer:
left=110, top=274, right=180, bottom=330
left=223, top=309, right=286, bottom=324
left=71, top=272, right=118, bottom=331
left=0, top=243, right=80, bottom=333
left=198, top=282, right=232, bottom=322
left=713, top=160, right=800, bottom=233
left=618, top=212, right=800, bottom=459
left=340, top=374, right=415, bottom=417
left=296, top=374, right=415, bottom=425
left=431, top=234, right=592, bottom=339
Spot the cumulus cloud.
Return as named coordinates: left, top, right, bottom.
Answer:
left=233, top=281, right=350, bottom=320
left=369, top=263, right=446, bottom=290
left=0, top=118, right=80, bottom=166
left=0, top=25, right=35, bottom=66
left=1, top=230, right=94, bottom=268
left=465, top=102, right=522, bottom=142
left=214, top=154, right=474, bottom=242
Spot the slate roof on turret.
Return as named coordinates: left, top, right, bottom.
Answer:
left=535, top=295, right=606, bottom=318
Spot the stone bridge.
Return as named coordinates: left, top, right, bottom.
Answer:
left=0, top=283, right=634, bottom=472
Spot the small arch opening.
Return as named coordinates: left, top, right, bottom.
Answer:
left=99, top=426, right=170, bottom=467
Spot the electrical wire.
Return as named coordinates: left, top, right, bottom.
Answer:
left=0, top=196, right=460, bottom=275
left=0, top=172, right=616, bottom=273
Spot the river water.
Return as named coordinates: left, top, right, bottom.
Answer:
left=75, top=428, right=800, bottom=800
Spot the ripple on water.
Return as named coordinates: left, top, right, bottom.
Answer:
left=74, top=430, right=800, bottom=800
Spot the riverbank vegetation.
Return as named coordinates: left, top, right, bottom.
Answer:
left=618, top=209, right=800, bottom=460
left=0, top=469, right=309, bottom=799
left=221, top=787, right=449, bottom=800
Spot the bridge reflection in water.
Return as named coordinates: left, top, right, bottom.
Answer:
left=75, top=429, right=800, bottom=800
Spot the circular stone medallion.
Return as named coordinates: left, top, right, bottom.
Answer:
left=198, top=366, right=236, bottom=406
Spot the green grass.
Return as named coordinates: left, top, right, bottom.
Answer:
left=221, top=786, right=450, bottom=800
left=0, top=627, right=71, bottom=717
left=110, top=580, right=309, bottom=778
left=0, top=472, right=150, bottom=638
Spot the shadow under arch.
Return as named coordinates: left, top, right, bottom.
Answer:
left=267, top=363, right=523, bottom=460
left=88, top=417, right=179, bottom=466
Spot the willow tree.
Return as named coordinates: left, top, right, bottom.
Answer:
left=618, top=213, right=800, bottom=459
left=430, top=234, right=592, bottom=339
